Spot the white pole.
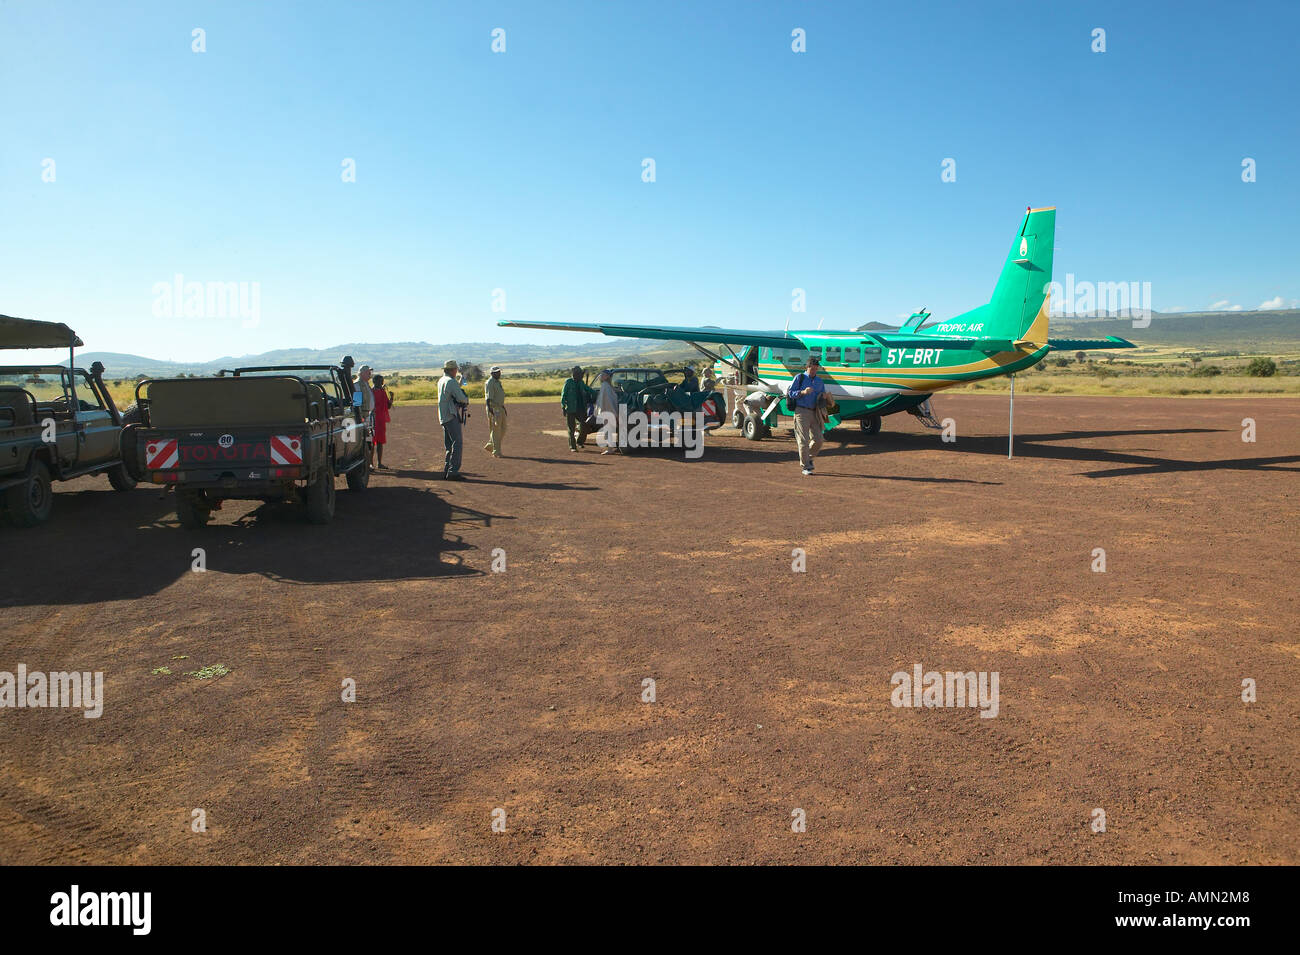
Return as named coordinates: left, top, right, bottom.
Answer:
left=1008, top=373, right=1015, bottom=459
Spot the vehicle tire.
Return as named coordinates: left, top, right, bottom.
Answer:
left=118, top=405, right=145, bottom=481
left=107, top=462, right=137, bottom=492
left=346, top=452, right=370, bottom=492
left=860, top=415, right=882, bottom=435
left=306, top=463, right=336, bottom=524
left=5, top=459, right=54, bottom=527
left=742, top=413, right=765, bottom=441
left=731, top=407, right=745, bottom=429
left=175, top=492, right=211, bottom=529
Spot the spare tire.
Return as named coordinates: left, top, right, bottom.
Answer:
left=118, top=405, right=146, bottom=481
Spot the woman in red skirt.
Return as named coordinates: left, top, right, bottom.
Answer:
left=371, top=374, right=394, bottom=469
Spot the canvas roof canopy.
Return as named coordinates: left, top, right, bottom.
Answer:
left=0, top=314, right=83, bottom=349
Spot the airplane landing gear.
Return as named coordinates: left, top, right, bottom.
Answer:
left=742, top=413, right=770, bottom=440
left=859, top=415, right=882, bottom=436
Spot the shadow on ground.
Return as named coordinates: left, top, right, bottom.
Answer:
left=2, top=484, right=490, bottom=607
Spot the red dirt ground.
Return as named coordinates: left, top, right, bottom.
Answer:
left=1, top=394, right=1297, bottom=864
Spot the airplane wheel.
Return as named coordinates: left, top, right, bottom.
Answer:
left=742, top=413, right=764, bottom=441
left=731, top=407, right=745, bottom=429
left=860, top=415, right=882, bottom=436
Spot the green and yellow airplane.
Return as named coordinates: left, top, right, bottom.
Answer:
left=498, top=207, right=1135, bottom=437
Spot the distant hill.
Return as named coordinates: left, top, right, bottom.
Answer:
left=80, top=338, right=699, bottom=379
left=1050, top=309, right=1299, bottom=348
left=76, top=309, right=1300, bottom=377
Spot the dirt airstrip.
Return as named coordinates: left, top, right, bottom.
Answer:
left=1, top=394, right=1297, bottom=864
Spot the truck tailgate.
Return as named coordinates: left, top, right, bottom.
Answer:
left=143, top=429, right=307, bottom=483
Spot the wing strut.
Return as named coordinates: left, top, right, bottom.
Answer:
left=685, top=341, right=783, bottom=391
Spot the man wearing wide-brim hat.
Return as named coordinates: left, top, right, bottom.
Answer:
left=437, top=359, right=470, bottom=479
left=483, top=365, right=507, bottom=458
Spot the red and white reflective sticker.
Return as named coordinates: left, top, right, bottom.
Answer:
left=701, top=399, right=717, bottom=419
left=270, top=434, right=303, bottom=465
left=145, top=438, right=179, bottom=469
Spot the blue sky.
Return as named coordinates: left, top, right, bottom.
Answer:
left=3, top=0, right=1297, bottom=363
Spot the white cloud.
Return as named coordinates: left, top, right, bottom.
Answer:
left=1228, top=304, right=1243, bottom=311
left=1209, top=299, right=1231, bottom=309
left=1258, top=296, right=1286, bottom=310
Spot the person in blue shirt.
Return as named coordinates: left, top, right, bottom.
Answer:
left=787, top=356, right=826, bottom=475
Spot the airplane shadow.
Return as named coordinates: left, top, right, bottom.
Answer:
left=395, top=468, right=598, bottom=491
left=822, top=426, right=1298, bottom=478
left=814, top=473, right=1002, bottom=485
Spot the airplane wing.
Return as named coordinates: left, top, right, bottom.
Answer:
left=498, top=320, right=1136, bottom=354
left=1046, top=336, right=1137, bottom=350
left=496, top=320, right=801, bottom=350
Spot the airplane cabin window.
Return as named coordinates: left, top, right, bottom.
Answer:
left=823, top=346, right=841, bottom=364
left=843, top=347, right=861, bottom=364
left=862, top=348, right=882, bottom=365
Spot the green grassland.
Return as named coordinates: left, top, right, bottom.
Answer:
left=100, top=311, right=1300, bottom=406
left=955, top=347, right=1300, bottom=397
left=104, top=355, right=1300, bottom=409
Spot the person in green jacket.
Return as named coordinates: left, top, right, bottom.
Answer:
left=560, top=365, right=597, bottom=452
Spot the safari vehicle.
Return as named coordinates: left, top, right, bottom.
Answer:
left=0, top=315, right=137, bottom=527
left=126, top=362, right=370, bottom=527
left=578, top=366, right=725, bottom=449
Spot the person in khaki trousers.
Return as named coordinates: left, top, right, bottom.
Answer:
left=787, top=356, right=826, bottom=476
left=483, top=366, right=507, bottom=458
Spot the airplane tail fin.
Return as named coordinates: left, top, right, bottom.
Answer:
left=987, top=206, right=1055, bottom=345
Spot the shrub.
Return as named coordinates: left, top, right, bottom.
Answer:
left=1246, top=357, right=1277, bottom=377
